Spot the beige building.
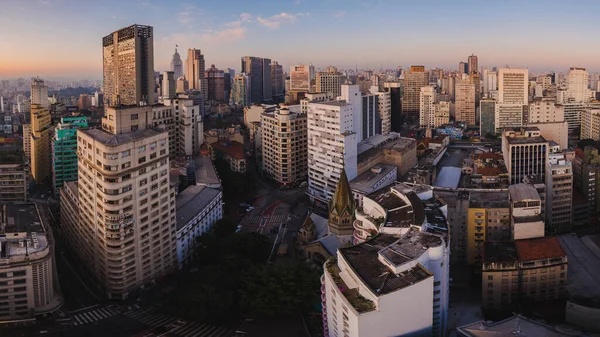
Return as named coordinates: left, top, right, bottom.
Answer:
left=455, top=81, right=476, bottom=125
left=402, top=66, right=428, bottom=114
left=370, top=86, right=391, bottom=135
left=527, top=97, right=564, bottom=123
left=60, top=105, right=176, bottom=299
left=0, top=204, right=62, bottom=319
left=290, top=64, right=314, bottom=92
left=163, top=96, right=203, bottom=157
left=260, top=107, right=307, bottom=186
left=315, top=66, right=342, bottom=98
left=502, top=128, right=549, bottom=185
left=30, top=103, right=52, bottom=184
left=546, top=153, right=573, bottom=234
left=185, top=49, right=207, bottom=99
left=419, top=86, right=436, bottom=128
left=482, top=237, right=567, bottom=314
left=102, top=25, right=155, bottom=107
left=434, top=101, right=450, bottom=127
left=0, top=152, right=28, bottom=203
left=23, top=123, right=31, bottom=161
left=580, top=108, right=600, bottom=140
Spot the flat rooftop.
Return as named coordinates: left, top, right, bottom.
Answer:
left=3, top=204, right=43, bottom=234
left=483, top=241, right=518, bottom=263
left=312, top=100, right=348, bottom=107
left=515, top=237, right=566, bottom=262
left=469, top=192, right=510, bottom=209
left=509, top=183, right=540, bottom=202
left=379, top=227, right=443, bottom=265
left=422, top=197, right=448, bottom=231
left=194, top=156, right=220, bottom=187
left=357, top=133, right=415, bottom=159
left=0, top=204, right=49, bottom=258
left=175, top=185, right=221, bottom=231
left=458, top=315, right=569, bottom=337
left=350, top=164, right=396, bottom=194
left=82, top=128, right=165, bottom=146
left=506, top=136, right=547, bottom=145
left=557, top=234, right=600, bottom=309
left=339, top=234, right=433, bottom=296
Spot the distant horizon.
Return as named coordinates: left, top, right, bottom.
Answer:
left=1, top=0, right=600, bottom=79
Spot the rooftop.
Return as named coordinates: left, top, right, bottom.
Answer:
left=0, top=150, right=24, bottom=165
left=506, top=136, right=547, bottom=145
left=82, top=128, right=164, bottom=146
left=469, top=192, right=510, bottom=209
left=0, top=204, right=49, bottom=259
left=357, top=133, right=415, bottom=160
left=483, top=241, right=518, bottom=263
left=210, top=140, right=245, bottom=160
left=457, top=315, right=572, bottom=337
left=557, top=234, right=600, bottom=308
left=312, top=100, right=348, bottom=107
left=513, top=215, right=544, bottom=223
left=509, top=183, right=541, bottom=202
left=339, top=234, right=433, bottom=296
left=350, top=164, right=396, bottom=194
left=175, top=185, right=221, bottom=231
left=515, top=237, right=566, bottom=262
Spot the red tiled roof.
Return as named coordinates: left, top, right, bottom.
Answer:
left=575, top=148, right=584, bottom=159
left=474, top=152, right=504, bottom=160
left=418, top=138, right=431, bottom=148
left=210, top=141, right=245, bottom=160
left=515, top=237, right=565, bottom=262
left=430, top=134, right=448, bottom=144
left=475, top=167, right=505, bottom=176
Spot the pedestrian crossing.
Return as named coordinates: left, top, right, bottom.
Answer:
left=241, top=214, right=288, bottom=225
left=71, top=306, right=119, bottom=326
left=125, top=306, right=233, bottom=336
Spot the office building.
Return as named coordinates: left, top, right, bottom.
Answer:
left=176, top=76, right=188, bottom=94
left=30, top=78, right=49, bottom=109
left=419, top=86, right=436, bottom=128
left=60, top=104, right=176, bottom=299
left=459, top=61, right=466, bottom=74
left=232, top=73, right=251, bottom=106
left=402, top=66, right=428, bottom=114
left=241, top=56, right=272, bottom=103
left=30, top=104, right=52, bottom=184
left=383, top=81, right=402, bottom=131
left=527, top=97, right=564, bottom=123
left=546, top=153, right=573, bottom=234
left=161, top=71, right=175, bottom=99
left=495, top=103, right=524, bottom=131
left=455, top=81, right=476, bottom=125
left=369, top=86, right=391, bottom=134
left=316, top=66, right=343, bottom=98
left=170, top=47, right=183, bottom=79
left=271, top=61, right=284, bottom=99
left=467, top=192, right=510, bottom=265
left=205, top=65, right=226, bottom=103
left=260, top=106, right=308, bottom=186
left=23, top=123, right=31, bottom=161
left=307, top=88, right=358, bottom=202
left=78, top=94, right=92, bottom=111
left=0, top=151, right=28, bottom=203
left=480, top=98, right=496, bottom=136
left=290, top=64, right=314, bottom=92
left=467, top=54, right=478, bottom=75
left=502, top=128, right=549, bottom=185
left=434, top=101, right=450, bottom=128
left=52, top=116, right=88, bottom=194
left=103, top=24, right=155, bottom=107
left=498, top=68, right=528, bottom=104
left=482, top=237, right=567, bottom=314
left=580, top=108, right=600, bottom=140
left=566, top=67, right=590, bottom=103
left=162, top=96, right=203, bottom=157
left=175, top=185, right=222, bottom=268
left=0, top=204, right=62, bottom=319
left=185, top=49, right=207, bottom=100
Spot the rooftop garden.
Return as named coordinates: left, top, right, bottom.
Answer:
left=326, top=258, right=376, bottom=313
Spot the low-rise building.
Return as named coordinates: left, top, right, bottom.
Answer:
left=349, top=164, right=397, bottom=207
left=458, top=315, right=571, bottom=336
left=175, top=185, right=222, bottom=268
left=209, top=140, right=246, bottom=174
left=0, top=203, right=62, bottom=319
left=356, top=133, right=417, bottom=179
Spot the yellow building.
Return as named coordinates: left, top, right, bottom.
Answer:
left=30, top=103, right=52, bottom=184
left=467, top=192, right=510, bottom=265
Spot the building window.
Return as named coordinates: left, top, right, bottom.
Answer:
left=131, top=114, right=138, bottom=120
left=131, top=125, right=138, bottom=131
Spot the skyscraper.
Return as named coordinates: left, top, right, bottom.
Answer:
left=241, top=56, right=272, bottom=103
left=271, top=61, right=284, bottom=99
left=170, top=47, right=183, bottom=79
left=30, top=103, right=52, bottom=184
left=458, top=61, right=467, bottom=74
left=566, top=67, right=590, bottom=103
left=498, top=68, right=528, bottom=104
left=467, top=54, right=478, bottom=74
left=420, top=86, right=436, bottom=128
left=402, top=66, right=428, bottom=114
left=455, top=81, right=476, bottom=126
left=290, top=64, right=314, bottom=92
left=102, top=24, right=155, bottom=107
left=185, top=49, right=207, bottom=99
left=161, top=71, right=175, bottom=99
left=316, top=66, right=343, bottom=98
left=233, top=73, right=251, bottom=106
left=206, top=65, right=226, bottom=103
left=31, top=78, right=49, bottom=109
left=52, top=116, right=88, bottom=194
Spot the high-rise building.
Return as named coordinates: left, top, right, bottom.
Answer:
left=52, top=116, right=88, bottom=194
left=78, top=94, right=92, bottom=111
left=0, top=150, right=28, bottom=203
left=459, top=61, right=467, bottom=74
left=233, top=73, right=251, bottom=106
left=455, top=81, right=476, bottom=125
left=358, top=90, right=381, bottom=140
left=370, top=86, right=391, bottom=135
left=566, top=67, right=590, bottom=103
left=290, top=64, right=314, bottom=92
left=102, top=24, right=155, bottom=107
left=205, top=65, right=226, bottom=103
left=0, top=203, right=62, bottom=319
left=30, top=78, right=49, bottom=109
left=185, top=49, right=207, bottom=100
left=383, top=81, right=402, bottom=131
left=402, top=66, right=428, bottom=114
left=23, top=123, right=31, bottom=161
left=502, top=127, right=549, bottom=185
left=316, top=66, right=343, bottom=98
left=307, top=86, right=359, bottom=202
left=581, top=108, right=600, bottom=140
left=161, top=96, right=203, bottom=157
left=480, top=98, right=496, bottom=136
left=176, top=76, right=188, bottom=94
left=546, top=153, right=573, bottom=234
left=419, top=86, right=436, bottom=128
left=241, top=56, right=272, bottom=103
left=495, top=104, right=524, bottom=132
left=527, top=97, right=564, bottom=123
left=260, top=106, right=307, bottom=186
left=170, top=47, right=183, bottom=79
left=161, top=71, right=175, bottom=99
left=467, top=192, right=510, bottom=265
left=434, top=101, right=450, bottom=128
left=30, top=103, right=52, bottom=184
left=467, top=54, right=478, bottom=74
left=498, top=68, right=528, bottom=104
left=270, top=61, right=284, bottom=99
left=60, top=104, right=176, bottom=299
left=482, top=69, right=498, bottom=97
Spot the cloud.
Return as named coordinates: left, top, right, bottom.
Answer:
left=177, top=4, right=203, bottom=25
left=256, top=12, right=308, bottom=29
left=39, top=0, right=49, bottom=4
left=333, top=11, right=346, bottom=18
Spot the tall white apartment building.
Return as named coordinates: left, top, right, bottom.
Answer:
left=546, top=153, right=573, bottom=234
left=60, top=105, right=177, bottom=299
left=30, top=78, right=49, bottom=109
left=290, top=64, right=315, bottom=92
left=580, top=108, right=600, bottom=140
left=498, top=68, right=528, bottom=104
left=307, top=97, right=358, bottom=203
left=162, top=95, right=203, bottom=157
left=527, top=97, right=564, bottom=123
left=566, top=67, right=590, bottom=103
left=420, top=86, right=436, bottom=128
left=369, top=86, right=391, bottom=135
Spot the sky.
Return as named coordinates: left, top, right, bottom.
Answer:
left=0, top=0, right=599, bottom=80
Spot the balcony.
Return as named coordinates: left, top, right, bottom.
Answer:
left=325, top=258, right=376, bottom=313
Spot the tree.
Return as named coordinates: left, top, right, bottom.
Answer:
left=577, top=138, right=597, bottom=149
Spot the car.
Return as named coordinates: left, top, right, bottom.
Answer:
left=246, top=206, right=254, bottom=212
left=236, top=225, right=242, bottom=233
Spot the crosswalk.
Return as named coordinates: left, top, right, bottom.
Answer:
left=241, top=214, right=288, bottom=225
left=125, top=306, right=232, bottom=336
left=71, top=306, right=119, bottom=326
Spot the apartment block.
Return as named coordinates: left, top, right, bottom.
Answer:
left=260, top=107, right=307, bottom=186
left=527, top=97, right=564, bottom=123
left=0, top=151, right=28, bottom=203
left=402, top=66, right=428, bottom=114
left=316, top=66, right=343, bottom=98
left=30, top=103, right=52, bottom=184
left=434, top=101, right=450, bottom=128
left=480, top=98, right=496, bottom=136
left=502, top=127, right=549, bottom=185
left=420, top=86, right=436, bottom=128
left=580, top=108, right=600, bottom=140
left=369, top=86, right=391, bottom=135
left=455, top=81, right=476, bottom=126
left=546, top=153, right=573, bottom=234
left=509, top=184, right=544, bottom=240
left=467, top=192, right=510, bottom=265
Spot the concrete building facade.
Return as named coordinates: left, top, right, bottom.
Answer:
left=502, top=128, right=549, bottom=185
left=30, top=104, right=52, bottom=184
left=455, top=82, right=476, bottom=126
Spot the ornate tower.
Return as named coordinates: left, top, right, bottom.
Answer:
left=328, top=168, right=356, bottom=236
left=299, top=215, right=317, bottom=243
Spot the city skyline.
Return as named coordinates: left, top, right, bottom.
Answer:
left=1, top=0, right=599, bottom=79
